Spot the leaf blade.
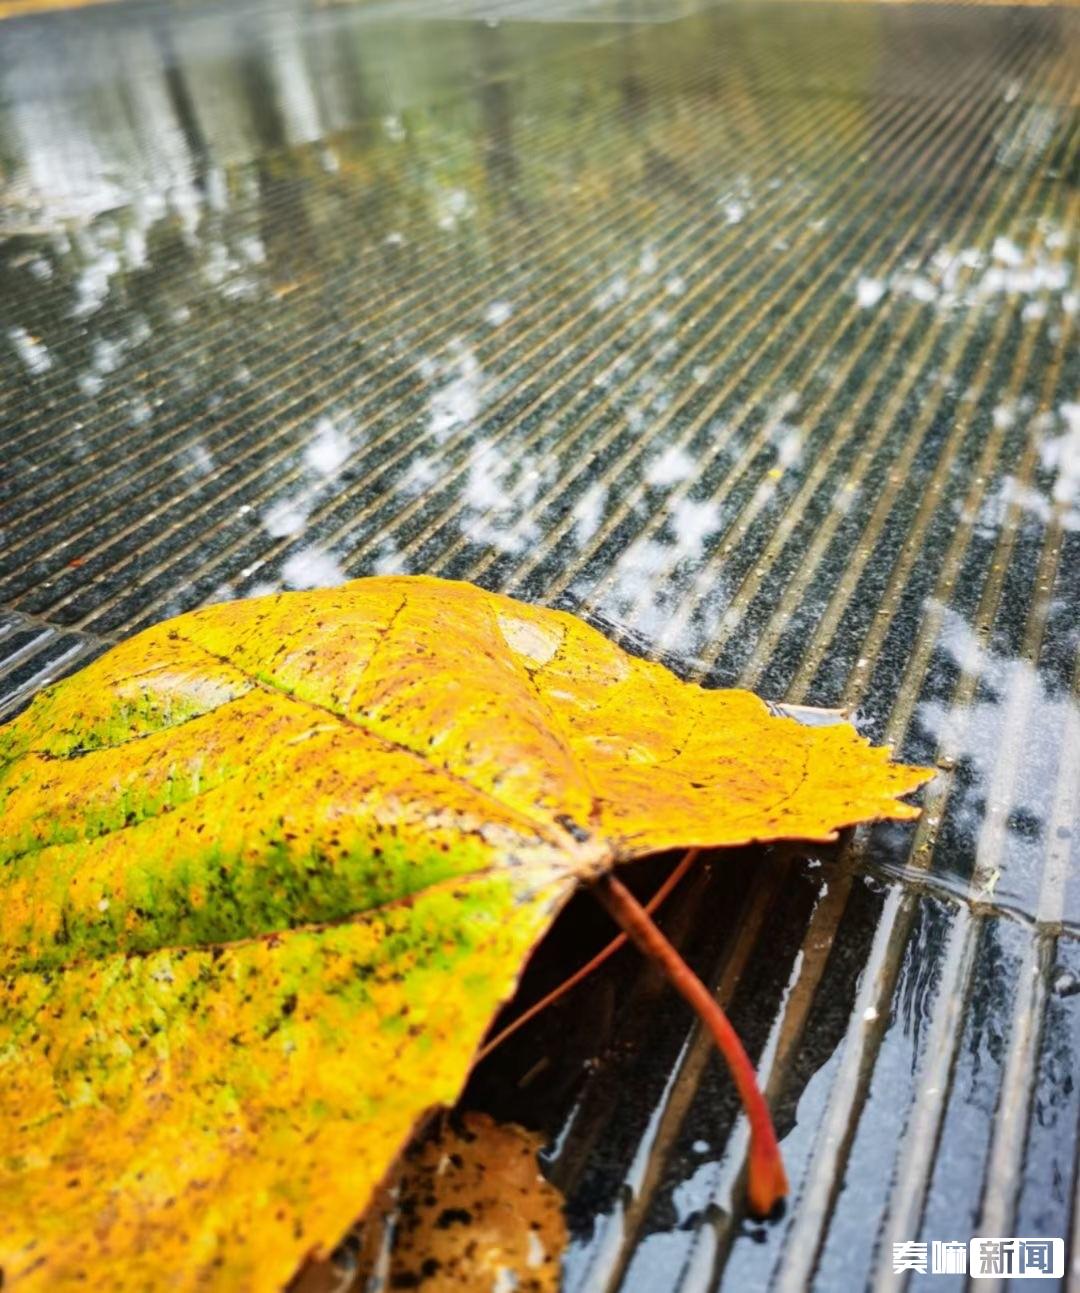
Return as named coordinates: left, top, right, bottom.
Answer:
left=0, top=869, right=568, bottom=1290
left=0, top=574, right=932, bottom=1288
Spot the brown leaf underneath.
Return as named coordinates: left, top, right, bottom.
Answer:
left=294, top=1113, right=566, bottom=1293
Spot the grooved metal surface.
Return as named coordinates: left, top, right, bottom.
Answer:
left=1, top=1, right=1078, bottom=1288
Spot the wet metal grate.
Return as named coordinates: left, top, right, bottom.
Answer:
left=1, top=0, right=1078, bottom=1287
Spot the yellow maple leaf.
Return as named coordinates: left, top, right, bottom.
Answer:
left=0, top=575, right=932, bottom=1290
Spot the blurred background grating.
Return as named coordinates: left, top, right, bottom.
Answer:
left=1, top=0, right=1078, bottom=1287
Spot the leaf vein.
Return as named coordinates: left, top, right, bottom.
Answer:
left=172, top=630, right=571, bottom=850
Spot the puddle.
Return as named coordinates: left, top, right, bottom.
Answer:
left=2, top=0, right=1078, bottom=1285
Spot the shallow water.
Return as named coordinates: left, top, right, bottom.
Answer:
left=1, top=0, right=1078, bottom=1285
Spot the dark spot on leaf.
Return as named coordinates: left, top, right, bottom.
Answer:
left=435, top=1208, right=472, bottom=1229
left=555, top=814, right=590, bottom=842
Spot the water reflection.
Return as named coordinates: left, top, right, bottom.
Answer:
left=914, top=601, right=1078, bottom=920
